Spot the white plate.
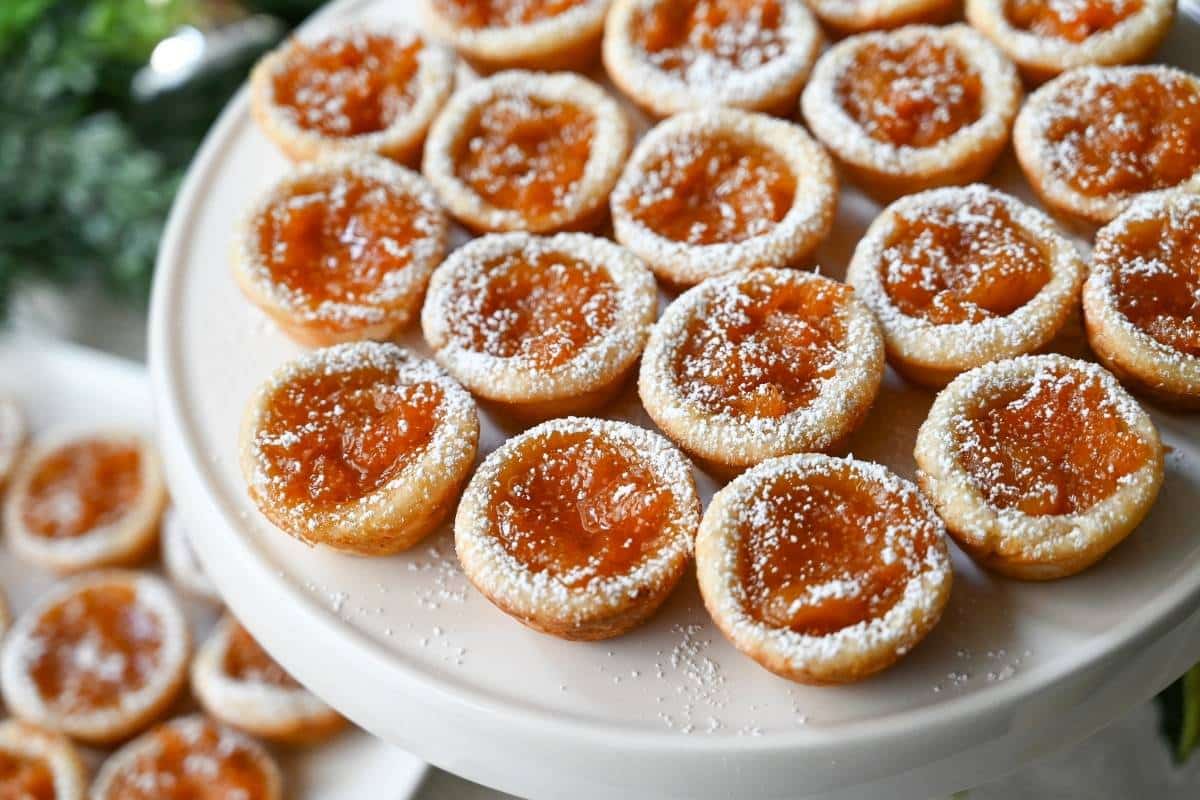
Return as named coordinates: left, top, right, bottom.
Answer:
left=149, top=4, right=1200, bottom=798
left=0, top=337, right=427, bottom=800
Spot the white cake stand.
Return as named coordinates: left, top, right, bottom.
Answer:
left=149, top=2, right=1200, bottom=797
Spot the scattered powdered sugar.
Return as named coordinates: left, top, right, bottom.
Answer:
left=653, top=623, right=730, bottom=734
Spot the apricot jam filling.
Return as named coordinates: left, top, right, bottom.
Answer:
left=255, top=170, right=433, bottom=321
left=22, top=439, right=141, bottom=540
left=837, top=38, right=983, bottom=148
left=272, top=32, right=422, bottom=137
left=446, top=250, right=618, bottom=367
left=635, top=0, right=787, bottom=77
left=488, top=430, right=674, bottom=587
left=30, top=585, right=163, bottom=713
left=434, top=0, right=586, bottom=27
left=105, top=720, right=273, bottom=800
left=1041, top=72, right=1200, bottom=198
left=953, top=368, right=1151, bottom=515
left=1006, top=0, right=1142, bottom=41
left=735, top=467, right=935, bottom=636
left=882, top=194, right=1049, bottom=324
left=627, top=135, right=796, bottom=245
left=454, top=95, right=594, bottom=222
left=255, top=365, right=443, bottom=510
left=675, top=276, right=850, bottom=417
left=1102, top=204, right=1200, bottom=356
left=224, top=624, right=299, bottom=689
left=0, top=751, right=54, bottom=800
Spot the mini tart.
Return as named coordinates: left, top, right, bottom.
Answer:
left=233, top=155, right=449, bottom=347
left=192, top=616, right=344, bottom=745
left=914, top=354, right=1164, bottom=579
left=240, top=342, right=479, bottom=556
left=966, top=0, right=1175, bottom=83
left=696, top=454, right=952, bottom=684
left=1014, top=66, right=1200, bottom=226
left=0, top=720, right=87, bottom=800
left=801, top=25, right=1023, bottom=201
left=602, top=0, right=823, bottom=118
left=422, top=0, right=611, bottom=72
left=1084, top=192, right=1200, bottom=408
left=0, top=571, right=190, bottom=745
left=846, top=184, right=1086, bottom=387
left=161, top=506, right=220, bottom=603
left=639, top=268, right=885, bottom=477
left=91, top=715, right=282, bottom=800
left=804, top=0, right=958, bottom=36
left=455, top=417, right=701, bottom=641
left=0, top=395, right=25, bottom=487
left=4, top=428, right=165, bottom=574
left=422, top=70, right=631, bottom=234
left=250, top=25, right=456, bottom=164
left=610, top=108, right=837, bottom=288
left=421, top=232, right=656, bottom=420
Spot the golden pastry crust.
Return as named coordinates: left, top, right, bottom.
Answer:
left=0, top=571, right=190, bottom=745
left=233, top=155, right=449, bottom=347
left=421, top=232, right=657, bottom=421
left=914, top=354, right=1164, bottom=580
left=161, top=506, right=221, bottom=603
left=602, top=0, right=823, bottom=118
left=91, top=715, right=283, bottom=800
left=0, top=720, right=87, bottom=800
left=639, top=268, right=885, bottom=477
left=696, top=453, right=952, bottom=684
left=422, top=70, right=631, bottom=234
left=4, top=428, right=165, bottom=574
left=966, top=0, right=1175, bottom=83
left=0, top=395, right=25, bottom=488
left=610, top=108, right=838, bottom=288
left=455, top=417, right=701, bottom=641
left=801, top=25, right=1023, bottom=201
left=240, top=342, right=479, bottom=556
left=191, top=616, right=344, bottom=745
left=1083, top=192, right=1200, bottom=409
left=804, top=0, right=958, bottom=36
left=846, top=184, right=1086, bottom=387
left=1014, top=66, right=1200, bottom=226
left=250, top=24, right=456, bottom=165
left=422, top=0, right=612, bottom=72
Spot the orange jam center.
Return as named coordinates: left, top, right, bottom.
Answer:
left=635, top=0, right=787, bottom=76
left=1006, top=0, right=1142, bottom=41
left=955, top=368, right=1150, bottom=515
left=837, top=38, right=983, bottom=148
left=675, top=275, right=850, bottom=418
left=22, top=439, right=141, bottom=540
left=736, top=466, right=935, bottom=636
left=488, top=430, right=674, bottom=587
left=1102, top=203, right=1200, bottom=356
left=1043, top=72, right=1200, bottom=198
left=881, top=194, right=1049, bottom=324
left=0, top=751, right=54, bottom=800
left=628, top=136, right=795, bottom=245
left=446, top=249, right=617, bottom=367
left=257, top=365, right=443, bottom=509
left=273, top=32, right=421, bottom=137
left=30, top=585, right=163, bottom=714
left=454, top=95, right=594, bottom=223
left=434, top=0, right=585, bottom=27
left=104, top=720, right=273, bottom=800
left=224, top=624, right=299, bottom=689
left=256, top=170, right=432, bottom=321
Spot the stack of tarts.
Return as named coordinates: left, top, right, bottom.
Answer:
left=224, top=0, right=1193, bottom=691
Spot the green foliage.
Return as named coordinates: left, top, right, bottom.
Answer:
left=1158, top=662, right=1200, bottom=763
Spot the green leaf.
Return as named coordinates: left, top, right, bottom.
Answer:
left=1157, top=662, right=1200, bottom=763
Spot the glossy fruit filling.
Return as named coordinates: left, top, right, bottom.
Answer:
left=635, top=0, right=787, bottom=77
left=224, top=624, right=300, bottom=689
left=954, top=368, right=1151, bottom=515
left=1006, top=0, right=1142, bottom=41
left=434, top=0, right=586, bottom=27
left=674, top=275, right=850, bottom=417
left=837, top=38, right=983, bottom=148
left=0, top=751, right=54, bottom=800
left=628, top=135, right=795, bottom=245
left=273, top=32, right=422, bottom=137
left=488, top=430, right=674, bottom=587
left=881, top=194, right=1049, bottom=324
left=22, top=439, right=141, bottom=539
